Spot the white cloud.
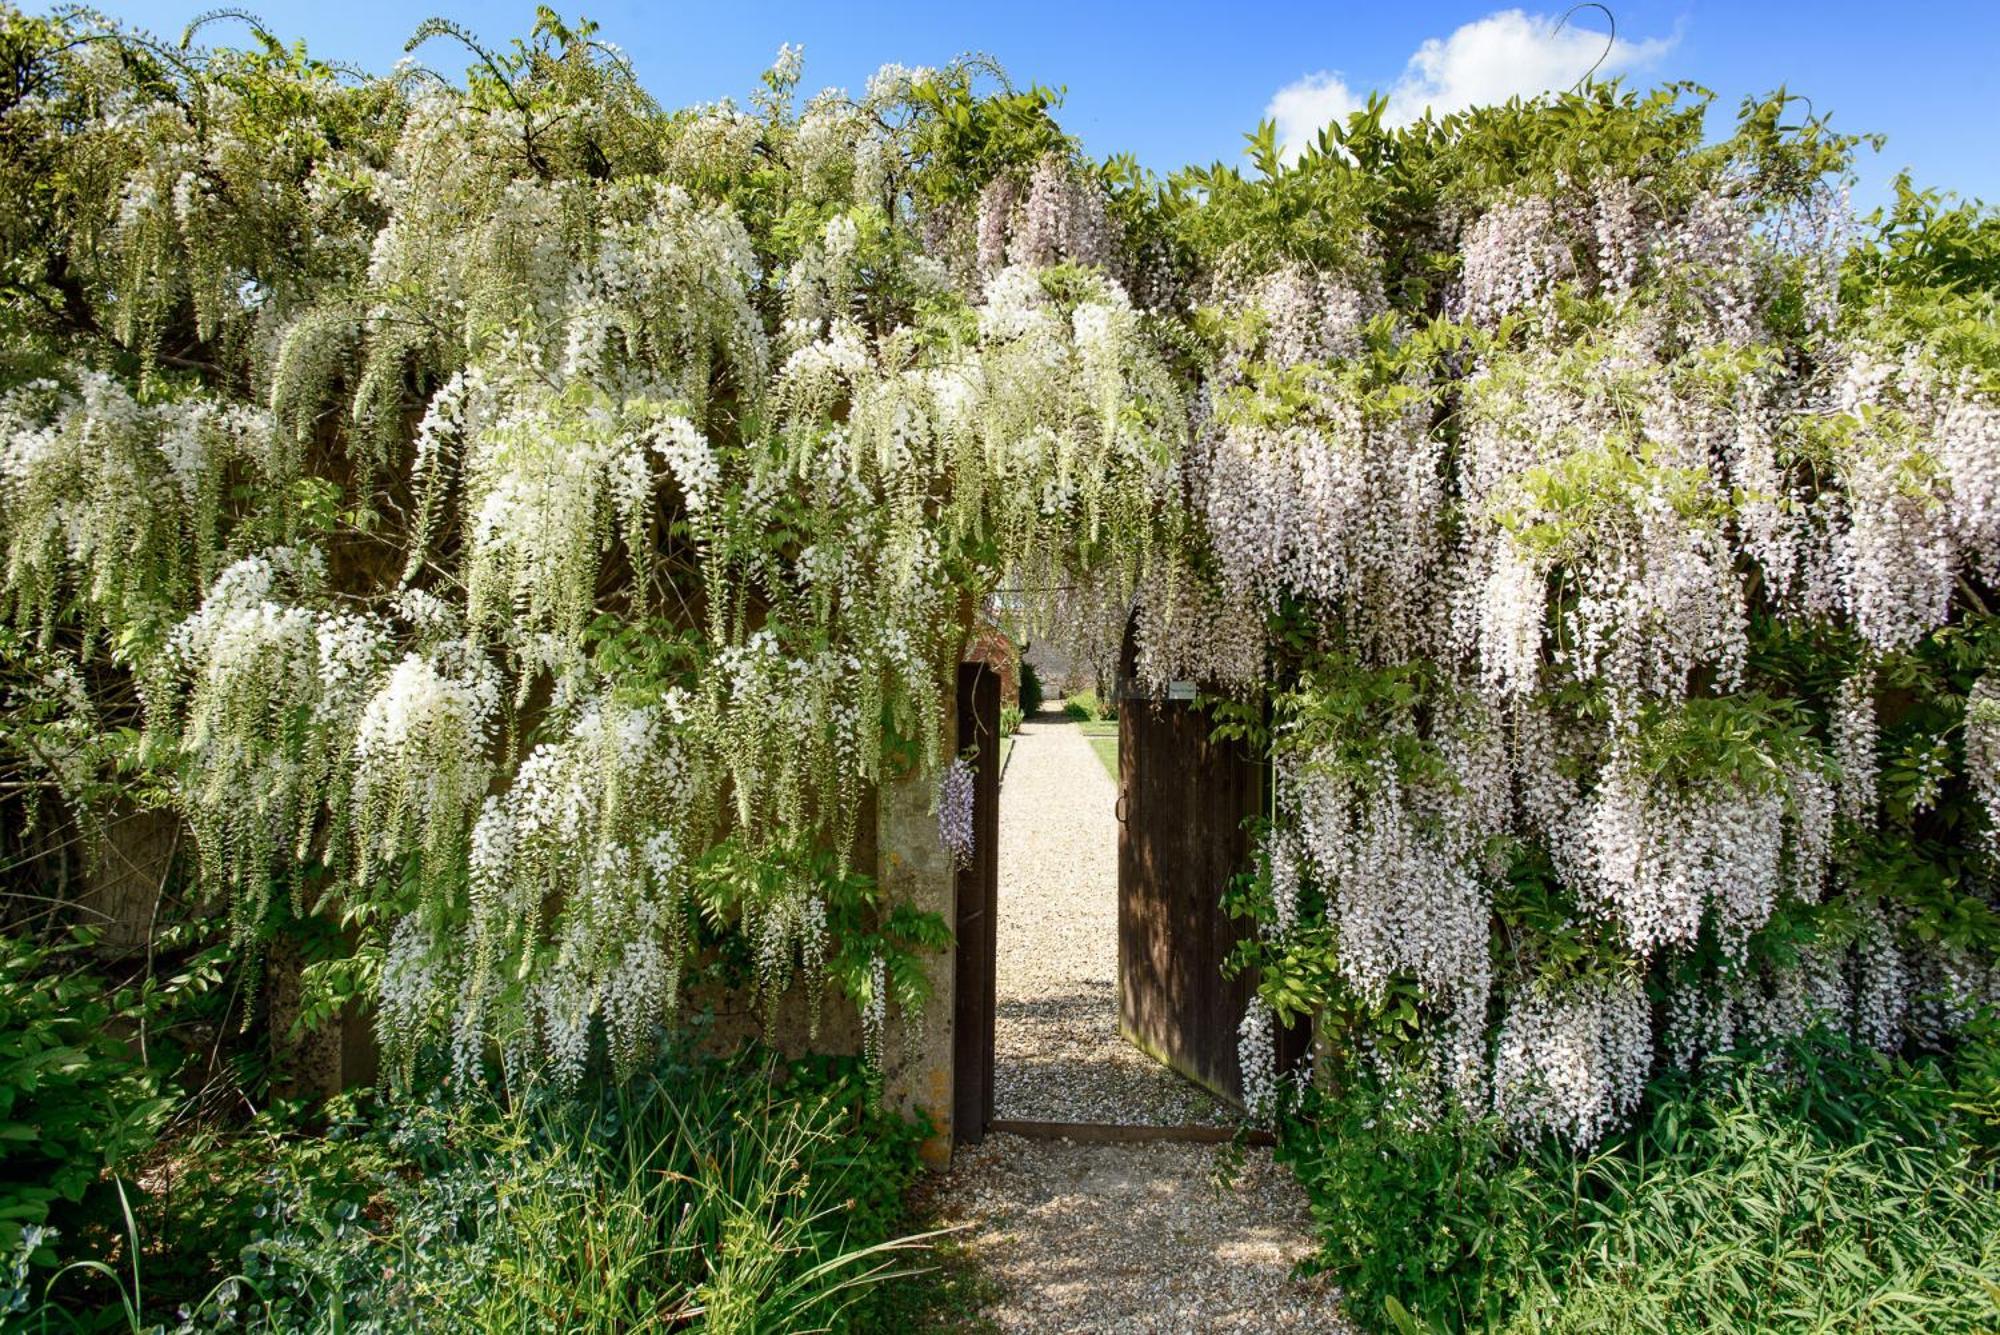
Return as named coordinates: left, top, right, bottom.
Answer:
left=1267, top=72, right=1368, bottom=157
left=1266, top=9, right=1678, bottom=159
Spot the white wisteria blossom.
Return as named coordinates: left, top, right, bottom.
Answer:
left=1493, top=977, right=1651, bottom=1146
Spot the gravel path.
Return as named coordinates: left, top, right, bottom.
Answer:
left=994, top=704, right=1229, bottom=1126
left=939, top=707, right=1350, bottom=1333
left=928, top=1133, right=1354, bottom=1333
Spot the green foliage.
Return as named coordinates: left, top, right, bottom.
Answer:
left=1016, top=660, right=1044, bottom=716
left=13, top=1049, right=932, bottom=1333
left=1060, top=690, right=1116, bottom=721
left=1164, top=82, right=1760, bottom=313
left=1278, top=1077, right=1557, bottom=1331
left=1279, top=1031, right=2000, bottom=1334
left=1847, top=175, right=2000, bottom=368
left=903, top=64, right=1072, bottom=206
left=691, top=834, right=953, bottom=1059
left=0, top=935, right=173, bottom=1273
left=256, top=1051, right=927, bottom=1333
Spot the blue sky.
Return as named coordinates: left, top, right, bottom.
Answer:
left=78, top=2, right=2000, bottom=211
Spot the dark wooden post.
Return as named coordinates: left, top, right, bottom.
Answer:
left=951, top=662, right=1000, bottom=1147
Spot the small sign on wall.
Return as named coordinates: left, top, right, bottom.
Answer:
left=1166, top=680, right=1197, bottom=701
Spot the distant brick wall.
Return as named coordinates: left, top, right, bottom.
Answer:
left=962, top=621, right=1018, bottom=709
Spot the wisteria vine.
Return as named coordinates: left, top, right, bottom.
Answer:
left=0, top=11, right=1995, bottom=1134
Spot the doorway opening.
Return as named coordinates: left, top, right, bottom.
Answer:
left=950, top=635, right=1307, bottom=1147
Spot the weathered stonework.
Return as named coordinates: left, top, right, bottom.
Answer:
left=265, top=933, right=378, bottom=1099
left=80, top=802, right=179, bottom=956
left=875, top=732, right=960, bottom=1169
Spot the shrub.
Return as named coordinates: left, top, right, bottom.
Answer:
left=1280, top=1033, right=2000, bottom=1334
left=1000, top=704, right=1023, bottom=737
left=12, top=1046, right=931, bottom=1332
left=256, top=1049, right=929, bottom=1333
left=1061, top=691, right=1117, bottom=722
left=0, top=935, right=174, bottom=1292
left=1275, top=1079, right=1568, bottom=1331
left=1018, top=662, right=1044, bottom=716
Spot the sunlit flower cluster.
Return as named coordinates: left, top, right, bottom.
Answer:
left=1238, top=994, right=1279, bottom=1123
left=154, top=550, right=387, bottom=936
left=1570, top=756, right=1832, bottom=961
left=1218, top=164, right=1997, bottom=1144
left=1966, top=674, right=2000, bottom=847
left=423, top=693, right=700, bottom=1085
left=1, top=375, right=285, bottom=639
left=1280, top=742, right=1497, bottom=1106
left=976, top=153, right=1113, bottom=275
left=351, top=645, right=502, bottom=876
left=1493, top=977, right=1651, bottom=1146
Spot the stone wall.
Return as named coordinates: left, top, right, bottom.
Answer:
left=874, top=751, right=960, bottom=1169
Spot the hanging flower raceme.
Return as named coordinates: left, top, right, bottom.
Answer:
left=936, top=756, right=976, bottom=867
left=151, top=549, right=388, bottom=937
left=1966, top=674, right=2000, bottom=848
left=1238, top=994, right=1279, bottom=1123
left=1131, top=558, right=1267, bottom=697
left=1192, top=265, right=1446, bottom=665
left=1831, top=669, right=1881, bottom=825
left=1195, top=375, right=1445, bottom=663
left=1275, top=715, right=1502, bottom=1108
left=1492, top=976, right=1652, bottom=1146
left=973, top=152, right=1114, bottom=275
left=350, top=643, right=502, bottom=881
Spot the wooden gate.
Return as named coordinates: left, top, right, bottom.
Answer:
left=950, top=662, right=1000, bottom=1146
left=1115, top=632, right=1306, bottom=1105
left=949, top=639, right=1302, bottom=1149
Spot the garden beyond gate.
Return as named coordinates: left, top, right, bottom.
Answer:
left=949, top=648, right=1307, bottom=1148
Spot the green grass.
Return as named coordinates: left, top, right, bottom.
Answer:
left=1079, top=720, right=1118, bottom=782
left=1279, top=1033, right=2000, bottom=1335
left=15, top=1049, right=934, bottom=1334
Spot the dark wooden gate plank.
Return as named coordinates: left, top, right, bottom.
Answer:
left=1116, top=632, right=1309, bottom=1105
left=951, top=662, right=1000, bottom=1146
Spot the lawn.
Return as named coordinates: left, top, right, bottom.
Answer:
left=1079, top=721, right=1119, bottom=783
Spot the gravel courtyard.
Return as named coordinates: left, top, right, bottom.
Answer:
left=992, top=703, right=1228, bottom=1127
